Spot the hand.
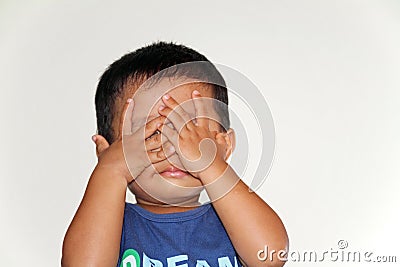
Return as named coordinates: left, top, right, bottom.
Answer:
left=157, top=90, right=228, bottom=179
left=92, top=99, right=175, bottom=184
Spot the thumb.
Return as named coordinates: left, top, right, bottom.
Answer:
left=92, top=134, right=110, bottom=157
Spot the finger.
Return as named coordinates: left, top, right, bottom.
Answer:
left=121, top=98, right=134, bottom=136
left=92, top=134, right=110, bottom=157
left=148, top=142, right=175, bottom=163
left=143, top=116, right=167, bottom=139
left=145, top=131, right=167, bottom=151
left=160, top=94, right=193, bottom=131
left=158, top=105, right=186, bottom=133
left=158, top=122, right=179, bottom=149
left=192, top=90, right=208, bottom=128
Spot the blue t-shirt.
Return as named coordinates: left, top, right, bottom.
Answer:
left=117, top=202, right=242, bottom=267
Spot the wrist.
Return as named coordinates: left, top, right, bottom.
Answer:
left=198, top=159, right=228, bottom=185
left=93, top=164, right=129, bottom=187
left=200, top=162, right=240, bottom=202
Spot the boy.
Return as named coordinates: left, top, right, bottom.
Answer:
left=62, top=42, right=288, bottom=267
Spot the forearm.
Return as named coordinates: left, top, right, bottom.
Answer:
left=62, top=166, right=127, bottom=267
left=202, top=163, right=288, bottom=267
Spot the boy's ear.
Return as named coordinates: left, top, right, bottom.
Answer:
left=218, top=128, right=235, bottom=160
left=226, top=128, right=236, bottom=160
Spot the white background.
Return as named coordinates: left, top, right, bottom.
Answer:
left=1, top=1, right=399, bottom=266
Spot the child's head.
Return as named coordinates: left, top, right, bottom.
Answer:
left=95, top=42, right=234, bottom=205
left=95, top=41, right=229, bottom=144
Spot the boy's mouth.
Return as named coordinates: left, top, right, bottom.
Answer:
left=159, top=165, right=189, bottom=178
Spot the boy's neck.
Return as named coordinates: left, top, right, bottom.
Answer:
left=136, top=198, right=202, bottom=214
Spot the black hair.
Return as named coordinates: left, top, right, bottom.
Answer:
left=95, top=41, right=229, bottom=144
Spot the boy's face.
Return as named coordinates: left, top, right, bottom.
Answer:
left=118, top=78, right=231, bottom=206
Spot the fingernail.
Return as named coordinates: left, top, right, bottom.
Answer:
left=193, top=90, right=200, bottom=95
left=163, top=94, right=170, bottom=100
left=127, top=98, right=133, bottom=103
left=91, top=135, right=97, bottom=142
left=159, top=105, right=165, bottom=111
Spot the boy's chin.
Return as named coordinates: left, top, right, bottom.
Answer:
left=127, top=173, right=204, bottom=207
